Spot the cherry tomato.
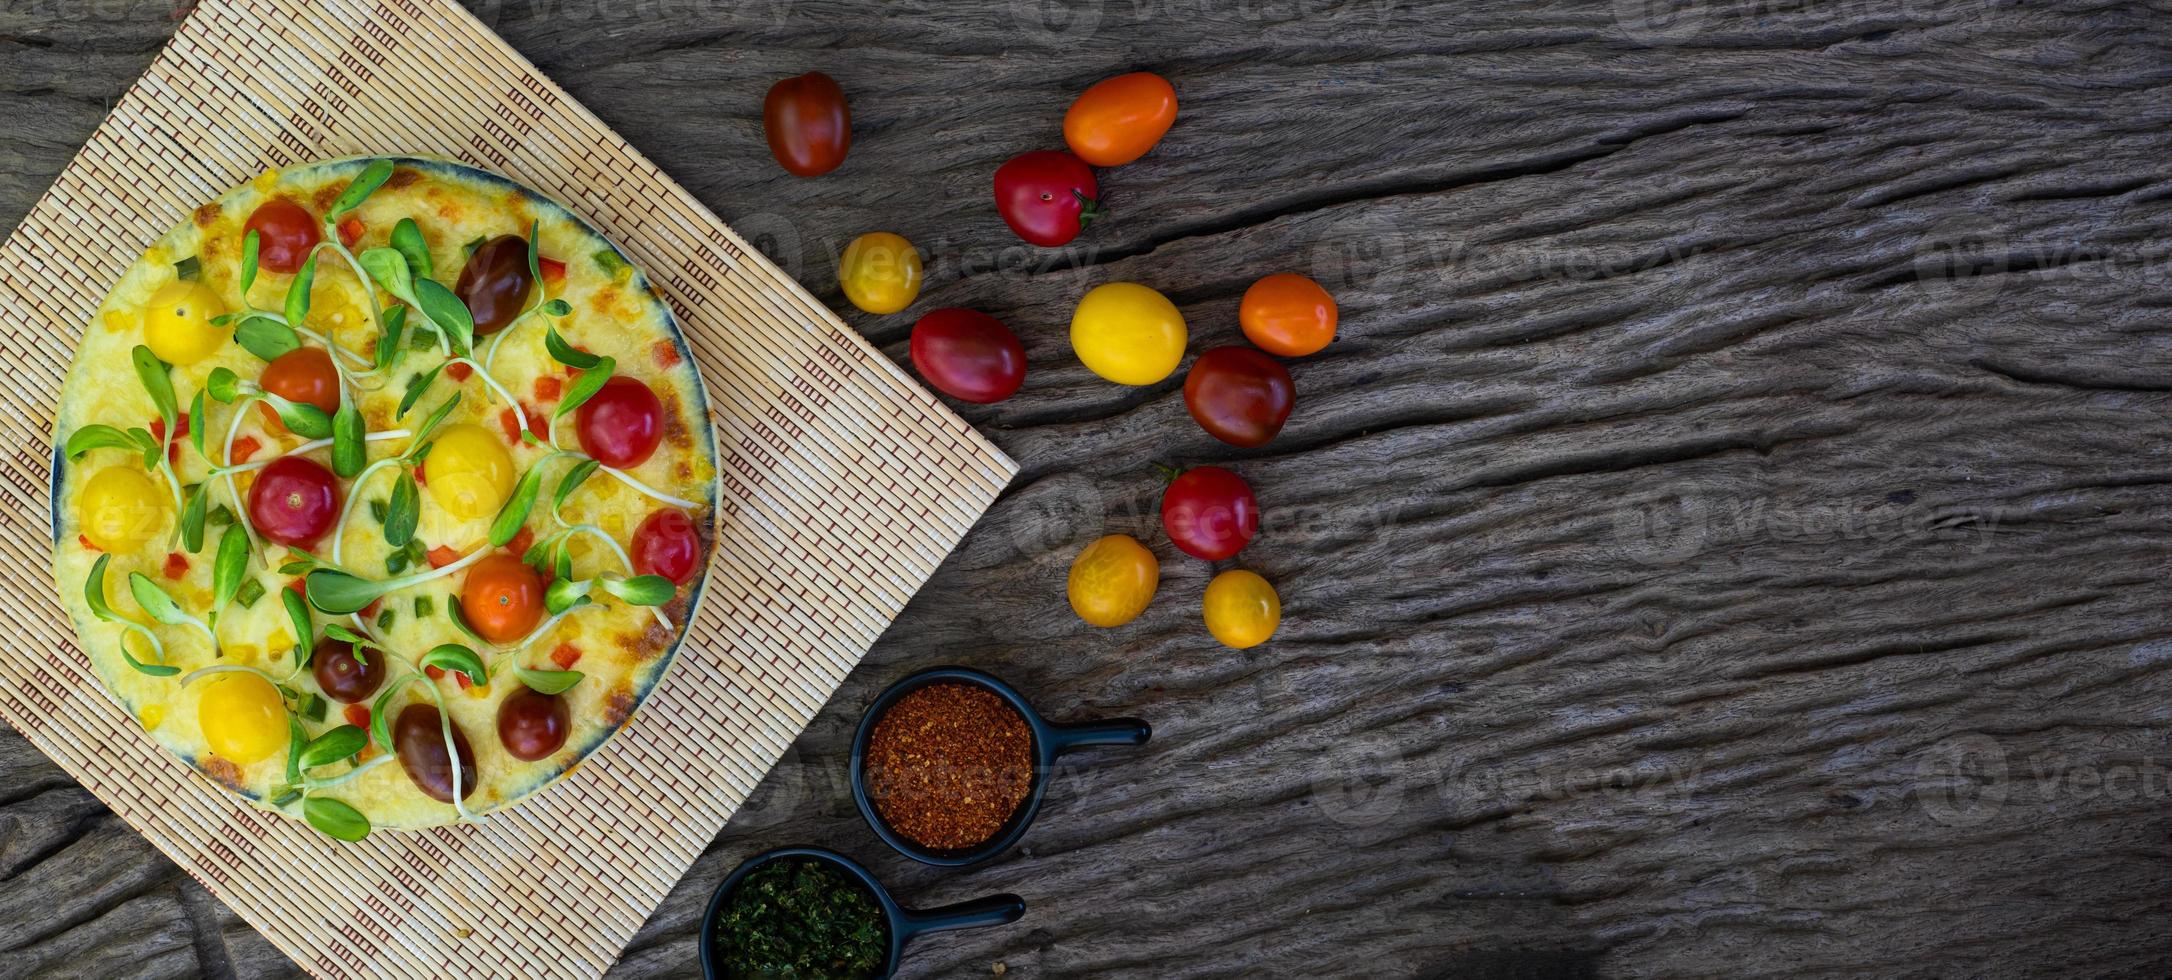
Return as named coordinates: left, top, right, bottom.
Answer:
left=456, top=235, right=537, bottom=336
left=838, top=232, right=923, bottom=315
left=244, top=199, right=322, bottom=275
left=1184, top=346, right=1294, bottom=448
left=424, top=423, right=515, bottom=521
left=1203, top=569, right=1280, bottom=649
left=248, top=455, right=340, bottom=547
left=1240, top=273, right=1337, bottom=357
left=311, top=637, right=386, bottom=703
left=763, top=71, right=852, bottom=177
left=1064, top=72, right=1178, bottom=167
left=497, top=686, right=571, bottom=761
left=78, top=466, right=165, bottom=552
left=260, top=347, right=340, bottom=415
left=576, top=375, right=665, bottom=468
left=1071, top=282, right=1186, bottom=385
left=141, top=281, right=229, bottom=365
left=909, top=308, right=1026, bottom=403
left=1161, top=466, right=1259, bottom=561
left=993, top=150, right=1102, bottom=247
left=631, top=508, right=702, bottom=584
left=198, top=673, right=287, bottom=764
left=1067, top=534, right=1160, bottom=628
left=393, top=704, right=478, bottom=803
left=461, top=553, right=544, bottom=644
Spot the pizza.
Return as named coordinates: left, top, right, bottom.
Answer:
left=49, top=156, right=717, bottom=838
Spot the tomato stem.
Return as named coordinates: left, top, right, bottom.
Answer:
left=1073, top=189, right=1105, bottom=229
left=1152, top=462, right=1186, bottom=485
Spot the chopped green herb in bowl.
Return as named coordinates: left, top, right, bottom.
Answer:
left=713, top=857, right=888, bottom=979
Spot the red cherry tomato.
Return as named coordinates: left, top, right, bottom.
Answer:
left=909, top=308, right=1026, bottom=403
left=260, top=347, right=340, bottom=415
left=1183, top=347, right=1294, bottom=448
left=247, top=456, right=341, bottom=547
left=993, top=151, right=1102, bottom=247
left=460, top=553, right=543, bottom=644
left=575, top=376, right=665, bottom=468
left=243, top=199, right=322, bottom=275
left=1161, top=466, right=1259, bottom=560
left=631, top=508, right=703, bottom=584
left=763, top=72, right=852, bottom=177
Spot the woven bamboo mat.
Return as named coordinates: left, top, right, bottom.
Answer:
left=0, top=0, right=1016, bottom=976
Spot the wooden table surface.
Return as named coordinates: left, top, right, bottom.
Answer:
left=7, top=1, right=2172, bottom=977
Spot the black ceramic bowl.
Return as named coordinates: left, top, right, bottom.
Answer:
left=851, top=666, right=1151, bottom=867
left=698, top=845, right=1023, bottom=980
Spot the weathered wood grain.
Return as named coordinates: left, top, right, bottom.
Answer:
left=8, top=0, right=2172, bottom=977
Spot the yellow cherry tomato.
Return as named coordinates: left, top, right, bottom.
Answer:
left=197, top=673, right=287, bottom=764
left=838, top=232, right=923, bottom=314
left=1067, top=534, right=1160, bottom=627
left=141, top=280, right=229, bottom=365
left=79, top=466, right=166, bottom=551
left=424, top=423, right=515, bottom=520
left=1203, top=569, right=1280, bottom=649
left=1070, top=282, right=1186, bottom=385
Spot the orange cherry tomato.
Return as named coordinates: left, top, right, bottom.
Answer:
left=1063, top=72, right=1178, bottom=167
left=1239, top=273, right=1337, bottom=357
left=260, top=347, right=341, bottom=415
left=244, top=199, right=321, bottom=275
left=460, top=553, right=543, bottom=644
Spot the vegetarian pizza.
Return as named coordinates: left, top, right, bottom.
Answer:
left=50, top=156, right=717, bottom=839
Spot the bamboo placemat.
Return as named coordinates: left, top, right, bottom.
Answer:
left=0, top=0, right=1016, bottom=976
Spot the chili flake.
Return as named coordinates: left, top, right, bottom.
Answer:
left=864, top=683, right=1033, bottom=852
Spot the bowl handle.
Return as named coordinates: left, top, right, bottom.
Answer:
left=895, top=894, right=1026, bottom=942
left=1044, top=718, right=1151, bottom=755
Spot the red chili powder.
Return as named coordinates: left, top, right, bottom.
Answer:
left=865, top=683, right=1034, bottom=852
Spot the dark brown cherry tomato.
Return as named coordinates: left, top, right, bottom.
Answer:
left=575, top=375, right=665, bottom=468
left=243, top=199, right=321, bottom=275
left=247, top=456, right=341, bottom=547
left=1183, top=346, right=1294, bottom=448
left=260, top=347, right=340, bottom=415
left=460, top=553, right=543, bottom=645
left=455, top=235, right=537, bottom=336
left=763, top=71, right=852, bottom=177
left=1161, top=465, right=1260, bottom=561
left=393, top=704, right=478, bottom=803
left=496, top=686, right=571, bottom=761
left=631, top=508, right=702, bottom=584
left=311, top=637, right=385, bottom=703
left=993, top=150, right=1101, bottom=247
left=909, top=308, right=1026, bottom=404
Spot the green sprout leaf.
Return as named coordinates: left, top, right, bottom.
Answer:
left=489, top=463, right=549, bottom=548
left=418, top=644, right=487, bottom=686
left=407, top=394, right=460, bottom=449
left=63, top=424, right=140, bottom=460
left=369, top=676, right=405, bottom=751
left=375, top=305, right=408, bottom=373
left=324, top=623, right=387, bottom=664
left=331, top=400, right=366, bottom=477
left=235, top=315, right=301, bottom=361
left=391, top=217, right=432, bottom=281
left=206, top=367, right=242, bottom=403
left=85, top=555, right=177, bottom=677
left=398, top=363, right=444, bottom=418
left=385, top=470, right=420, bottom=548
left=516, top=666, right=584, bottom=696
left=188, top=391, right=208, bottom=461
left=304, top=571, right=384, bottom=615
left=303, top=795, right=371, bottom=842
left=544, top=576, right=593, bottom=615
left=298, top=725, right=368, bottom=769
left=541, top=299, right=572, bottom=317
left=414, top=278, right=474, bottom=355
left=240, top=229, right=261, bottom=295
left=210, top=525, right=248, bottom=620
left=284, top=252, right=318, bottom=328
left=327, top=159, right=395, bottom=219
left=127, top=571, right=194, bottom=626
left=600, top=575, right=676, bottom=607
left=267, top=395, right=333, bottom=440
left=285, top=713, right=306, bottom=785
left=132, top=346, right=178, bottom=436
left=283, top=586, right=314, bottom=662
left=556, top=356, right=614, bottom=418
left=552, top=458, right=599, bottom=515
left=179, top=485, right=209, bottom=553
left=358, top=246, right=415, bottom=303
left=544, top=324, right=600, bottom=369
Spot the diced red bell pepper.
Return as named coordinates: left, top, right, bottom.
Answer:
left=427, top=545, right=463, bottom=569
left=507, top=526, right=534, bottom=557
left=533, top=376, right=562, bottom=401
left=652, top=340, right=682, bottom=368
left=78, top=534, right=100, bottom=552
left=163, top=553, right=189, bottom=580
left=230, top=435, right=261, bottom=464
left=424, top=664, right=444, bottom=680
left=338, top=216, right=365, bottom=248
left=539, top=256, right=566, bottom=284
left=446, top=362, right=473, bottom=382
left=550, top=643, right=581, bottom=670
left=344, top=704, right=371, bottom=729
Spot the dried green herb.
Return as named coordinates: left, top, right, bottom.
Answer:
left=713, top=858, right=886, bottom=980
